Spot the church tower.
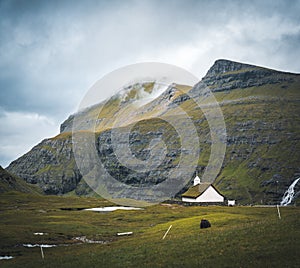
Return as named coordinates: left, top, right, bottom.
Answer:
left=193, top=175, right=201, bottom=186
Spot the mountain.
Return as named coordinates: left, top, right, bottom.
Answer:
left=6, top=59, right=300, bottom=204
left=0, top=165, right=42, bottom=194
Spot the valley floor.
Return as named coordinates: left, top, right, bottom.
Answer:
left=0, top=192, right=299, bottom=267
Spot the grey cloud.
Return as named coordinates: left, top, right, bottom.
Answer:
left=0, top=0, right=300, bottom=166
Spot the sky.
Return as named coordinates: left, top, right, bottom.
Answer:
left=1, top=0, right=300, bottom=167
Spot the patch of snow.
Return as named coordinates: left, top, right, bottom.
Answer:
left=84, top=206, right=142, bottom=212
left=0, top=256, right=14, bottom=260
left=33, top=232, right=48, bottom=235
left=73, top=236, right=108, bottom=244
left=23, top=244, right=56, bottom=248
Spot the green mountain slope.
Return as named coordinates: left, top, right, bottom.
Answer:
left=0, top=166, right=42, bottom=194
left=6, top=59, right=300, bottom=204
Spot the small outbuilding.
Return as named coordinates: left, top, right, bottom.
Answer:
left=227, top=200, right=236, bottom=206
left=181, top=175, right=224, bottom=203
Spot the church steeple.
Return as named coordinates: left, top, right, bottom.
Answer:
left=193, top=174, right=201, bottom=186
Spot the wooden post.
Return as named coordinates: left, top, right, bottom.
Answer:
left=40, top=246, right=44, bottom=259
left=162, top=225, right=172, bottom=240
left=117, top=232, right=133, bottom=236
left=277, top=205, right=281, bottom=219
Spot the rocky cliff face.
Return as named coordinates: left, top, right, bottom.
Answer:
left=6, top=59, right=300, bottom=204
left=7, top=135, right=84, bottom=195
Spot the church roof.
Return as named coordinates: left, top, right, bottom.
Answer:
left=181, top=183, right=211, bottom=198
left=181, top=183, right=224, bottom=198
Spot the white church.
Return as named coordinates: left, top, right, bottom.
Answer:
left=181, top=175, right=225, bottom=203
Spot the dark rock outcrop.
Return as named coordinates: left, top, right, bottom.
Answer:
left=7, top=136, right=82, bottom=195
left=200, top=219, right=211, bottom=229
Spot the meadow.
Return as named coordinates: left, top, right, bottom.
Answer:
left=0, top=192, right=299, bottom=267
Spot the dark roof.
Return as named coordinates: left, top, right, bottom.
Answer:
left=181, top=183, right=224, bottom=198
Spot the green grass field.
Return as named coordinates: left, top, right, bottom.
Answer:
left=0, top=192, right=299, bottom=267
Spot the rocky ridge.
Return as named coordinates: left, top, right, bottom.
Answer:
left=203, top=59, right=295, bottom=92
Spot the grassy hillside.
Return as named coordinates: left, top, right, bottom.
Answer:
left=0, top=166, right=42, bottom=194
left=0, top=192, right=299, bottom=267
left=210, top=77, right=300, bottom=204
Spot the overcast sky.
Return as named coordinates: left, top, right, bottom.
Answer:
left=1, top=0, right=300, bottom=167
